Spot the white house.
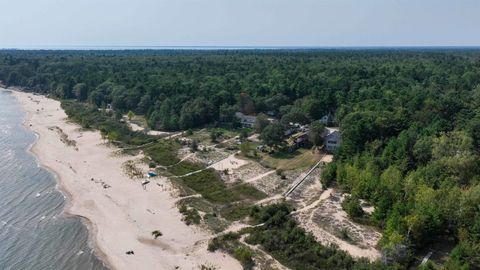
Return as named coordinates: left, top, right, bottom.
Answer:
left=323, top=127, right=341, bottom=152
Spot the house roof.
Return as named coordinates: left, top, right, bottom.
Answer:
left=324, top=127, right=340, bottom=137
left=291, top=131, right=308, bottom=140
left=235, top=112, right=256, bottom=123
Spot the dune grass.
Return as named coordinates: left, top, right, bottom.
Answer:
left=168, top=161, right=203, bottom=176
left=144, top=141, right=180, bottom=166
left=260, top=148, right=320, bottom=170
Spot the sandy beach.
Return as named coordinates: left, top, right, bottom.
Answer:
left=8, top=89, right=241, bottom=270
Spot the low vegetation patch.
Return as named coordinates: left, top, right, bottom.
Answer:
left=229, top=184, right=267, bottom=201
left=179, top=204, right=201, bottom=225
left=208, top=232, right=255, bottom=270
left=337, top=227, right=357, bottom=244
left=260, top=148, right=319, bottom=170
left=181, top=169, right=267, bottom=205
left=168, top=161, right=203, bottom=176
left=220, top=203, right=253, bottom=222
left=144, top=141, right=180, bottom=166
left=179, top=196, right=215, bottom=213
left=62, top=101, right=153, bottom=146
left=182, top=169, right=236, bottom=203
left=203, top=213, right=230, bottom=233
left=247, top=204, right=392, bottom=270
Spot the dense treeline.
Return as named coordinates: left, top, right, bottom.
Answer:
left=2, top=49, right=479, bottom=132
left=2, top=49, right=480, bottom=268
left=61, top=100, right=154, bottom=145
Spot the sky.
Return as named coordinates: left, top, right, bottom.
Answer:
left=0, top=0, right=479, bottom=48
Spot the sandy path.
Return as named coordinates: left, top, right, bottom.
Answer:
left=255, top=194, right=284, bottom=206
left=10, top=90, right=241, bottom=270
left=125, top=118, right=172, bottom=137
left=208, top=152, right=248, bottom=171
left=244, top=170, right=276, bottom=183
left=293, top=188, right=333, bottom=214
left=294, top=189, right=381, bottom=260
left=127, top=121, right=144, bottom=132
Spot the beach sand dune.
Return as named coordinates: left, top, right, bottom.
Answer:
left=10, top=90, right=241, bottom=270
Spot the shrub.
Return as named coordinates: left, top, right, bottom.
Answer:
left=233, top=246, right=254, bottom=269
left=179, top=205, right=201, bottom=225
left=321, top=162, right=337, bottom=188
left=151, top=230, right=162, bottom=239
left=339, top=228, right=351, bottom=241
left=341, top=195, right=364, bottom=219
left=190, top=139, right=199, bottom=152
left=247, top=203, right=358, bottom=270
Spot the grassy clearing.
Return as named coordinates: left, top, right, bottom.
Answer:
left=182, top=169, right=236, bottom=203
left=177, top=185, right=265, bottom=222
left=238, top=141, right=261, bottom=159
left=144, top=141, right=180, bottom=166
left=211, top=127, right=240, bottom=140
left=220, top=203, right=253, bottom=222
left=169, top=177, right=196, bottom=197
left=179, top=168, right=267, bottom=205
left=174, top=169, right=267, bottom=226
left=186, top=127, right=240, bottom=144
left=260, top=148, right=320, bottom=170
left=229, top=184, right=267, bottom=201
left=178, top=196, right=215, bottom=213
left=185, top=128, right=210, bottom=141
left=168, top=161, right=203, bottom=176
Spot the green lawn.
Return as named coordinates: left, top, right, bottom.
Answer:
left=186, top=127, right=240, bottom=144
left=260, top=148, right=320, bottom=170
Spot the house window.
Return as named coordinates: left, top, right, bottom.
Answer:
left=328, top=140, right=337, bottom=144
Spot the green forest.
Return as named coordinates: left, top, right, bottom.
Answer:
left=1, top=49, right=480, bottom=269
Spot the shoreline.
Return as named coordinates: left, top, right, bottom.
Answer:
left=7, top=88, right=241, bottom=270
left=23, top=115, right=114, bottom=270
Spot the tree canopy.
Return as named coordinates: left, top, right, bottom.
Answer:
left=2, top=48, right=480, bottom=268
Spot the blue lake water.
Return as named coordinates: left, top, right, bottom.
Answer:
left=0, top=90, right=107, bottom=270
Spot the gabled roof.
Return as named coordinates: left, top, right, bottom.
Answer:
left=235, top=112, right=256, bottom=123
left=323, top=127, right=340, bottom=137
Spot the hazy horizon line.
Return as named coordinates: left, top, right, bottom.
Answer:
left=1, top=45, right=480, bottom=51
